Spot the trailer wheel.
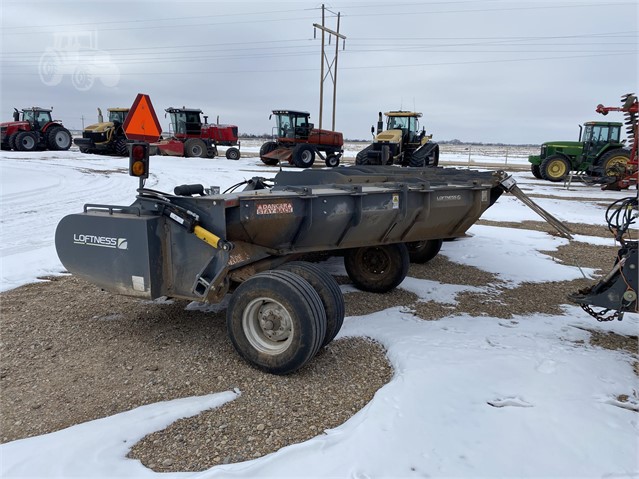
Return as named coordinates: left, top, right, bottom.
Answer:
left=292, top=144, right=316, bottom=168
left=225, top=147, right=241, bottom=160
left=260, top=141, right=279, bottom=165
left=406, top=239, right=443, bottom=264
left=185, top=138, right=207, bottom=158
left=15, top=131, right=38, bottom=151
left=113, top=138, right=128, bottom=156
left=344, top=243, right=410, bottom=293
left=227, top=270, right=326, bottom=374
left=46, top=127, right=72, bottom=150
left=531, top=164, right=542, bottom=179
left=278, top=261, right=345, bottom=347
left=540, top=155, right=570, bottom=182
left=325, top=154, right=340, bottom=167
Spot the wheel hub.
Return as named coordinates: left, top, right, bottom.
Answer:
left=258, top=304, right=291, bottom=341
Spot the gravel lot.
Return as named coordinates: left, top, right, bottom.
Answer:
left=1, top=217, right=636, bottom=472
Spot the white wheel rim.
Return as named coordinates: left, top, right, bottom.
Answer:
left=242, top=297, right=293, bottom=355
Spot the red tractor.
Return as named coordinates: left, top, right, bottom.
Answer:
left=595, top=93, right=638, bottom=190
left=153, top=107, right=241, bottom=160
left=1, top=107, right=72, bottom=152
left=260, top=110, right=344, bottom=168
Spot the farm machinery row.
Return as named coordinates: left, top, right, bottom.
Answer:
left=74, top=106, right=241, bottom=160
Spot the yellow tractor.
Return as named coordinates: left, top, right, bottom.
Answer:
left=356, top=110, right=439, bottom=167
left=74, top=107, right=130, bottom=156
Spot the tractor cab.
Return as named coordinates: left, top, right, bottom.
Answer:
left=580, top=121, right=623, bottom=163
left=271, top=110, right=313, bottom=141
left=21, top=108, right=53, bottom=130
left=385, top=111, right=424, bottom=145
left=166, top=108, right=204, bottom=137
left=107, top=108, right=129, bottom=126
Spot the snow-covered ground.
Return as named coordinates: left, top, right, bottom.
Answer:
left=1, top=149, right=637, bottom=478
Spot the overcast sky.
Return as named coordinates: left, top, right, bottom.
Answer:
left=1, top=0, right=637, bottom=143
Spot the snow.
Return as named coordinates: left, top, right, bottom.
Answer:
left=1, top=148, right=638, bottom=478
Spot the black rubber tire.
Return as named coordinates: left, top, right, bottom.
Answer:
left=406, top=239, right=443, bottom=264
left=409, top=143, right=439, bottom=167
left=8, top=132, right=20, bottom=151
left=344, top=243, right=410, bottom=293
left=184, top=138, right=207, bottom=158
left=278, top=261, right=345, bottom=347
left=225, top=147, right=240, bottom=160
left=540, top=155, right=570, bottom=182
left=226, top=270, right=326, bottom=375
left=15, top=131, right=38, bottom=151
left=325, top=154, right=340, bottom=167
left=599, top=149, right=631, bottom=176
left=531, top=163, right=542, bottom=179
left=259, top=141, right=279, bottom=165
left=355, top=145, right=374, bottom=165
left=292, top=144, right=316, bottom=168
left=113, top=137, right=128, bottom=156
left=46, top=127, right=72, bottom=150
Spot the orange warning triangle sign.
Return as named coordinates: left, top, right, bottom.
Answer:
left=123, top=93, right=162, bottom=142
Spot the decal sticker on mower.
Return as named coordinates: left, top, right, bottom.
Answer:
left=73, top=234, right=128, bottom=250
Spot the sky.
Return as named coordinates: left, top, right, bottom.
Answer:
left=1, top=147, right=638, bottom=477
left=1, top=0, right=638, bottom=144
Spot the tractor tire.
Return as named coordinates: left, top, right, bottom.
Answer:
left=226, top=270, right=326, bottom=375
left=184, top=138, right=207, bottom=158
left=113, top=137, right=128, bottom=156
left=8, top=132, right=19, bottom=151
left=406, top=238, right=443, bottom=264
left=531, top=163, right=542, bottom=179
left=292, top=144, right=316, bottom=168
left=599, top=149, right=631, bottom=176
left=259, top=141, right=279, bottom=166
left=344, top=243, right=410, bottom=293
left=278, top=261, right=345, bottom=347
left=46, top=127, right=72, bottom=150
left=409, top=143, right=440, bottom=167
left=15, top=131, right=38, bottom=151
left=540, top=155, right=570, bottom=182
left=355, top=145, right=374, bottom=165
left=325, top=154, right=340, bottom=167
left=225, top=147, right=241, bottom=160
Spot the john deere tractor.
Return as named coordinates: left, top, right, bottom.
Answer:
left=529, top=121, right=631, bottom=182
left=356, top=111, right=439, bottom=167
left=74, top=108, right=130, bottom=156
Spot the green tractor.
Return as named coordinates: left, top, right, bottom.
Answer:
left=529, top=121, right=631, bottom=182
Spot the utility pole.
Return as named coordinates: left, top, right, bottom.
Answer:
left=314, top=4, right=346, bottom=131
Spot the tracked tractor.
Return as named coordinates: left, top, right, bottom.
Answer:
left=259, top=110, right=344, bottom=168
left=153, top=107, right=241, bottom=160
left=528, top=119, right=631, bottom=182
left=1, top=107, right=72, bottom=152
left=356, top=111, right=439, bottom=168
left=74, top=108, right=130, bottom=155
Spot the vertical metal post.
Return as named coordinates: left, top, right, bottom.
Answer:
left=318, top=4, right=325, bottom=130
left=314, top=7, right=346, bottom=132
